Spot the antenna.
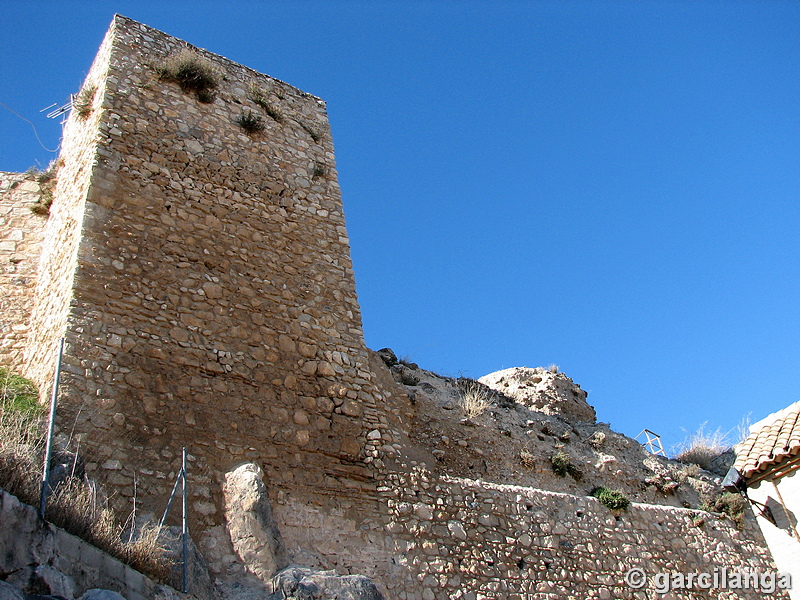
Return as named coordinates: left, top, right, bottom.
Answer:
left=43, top=96, right=74, bottom=124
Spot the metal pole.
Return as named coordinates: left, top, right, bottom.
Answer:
left=159, top=469, right=183, bottom=529
left=39, top=337, right=64, bottom=520
left=181, top=447, right=188, bottom=594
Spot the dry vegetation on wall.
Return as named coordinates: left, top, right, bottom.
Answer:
left=674, top=422, right=731, bottom=471
left=72, top=84, right=97, bottom=119
left=157, top=47, right=218, bottom=103
left=0, top=367, right=172, bottom=581
left=701, top=491, right=748, bottom=530
left=27, top=162, right=60, bottom=216
left=236, top=110, right=266, bottom=134
left=457, top=380, right=493, bottom=419
left=550, top=450, right=582, bottom=480
left=249, top=82, right=283, bottom=123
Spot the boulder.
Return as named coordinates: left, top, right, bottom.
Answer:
left=375, top=348, right=398, bottom=367
left=0, top=582, right=24, bottom=600
left=269, top=566, right=384, bottom=600
left=222, top=463, right=289, bottom=583
left=479, top=366, right=596, bottom=423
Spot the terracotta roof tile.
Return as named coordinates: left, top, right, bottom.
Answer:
left=734, top=401, right=800, bottom=479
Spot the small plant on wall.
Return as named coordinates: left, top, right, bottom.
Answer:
left=73, top=84, right=97, bottom=119
left=590, top=486, right=631, bottom=511
left=701, top=491, right=747, bottom=529
left=551, top=451, right=582, bottom=480
left=236, top=111, right=265, bottom=134
left=249, top=82, right=282, bottom=122
left=157, top=48, right=218, bottom=103
left=301, top=121, right=322, bottom=142
left=27, top=160, right=60, bottom=217
left=312, top=161, right=327, bottom=179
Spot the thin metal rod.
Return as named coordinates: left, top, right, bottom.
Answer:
left=772, top=481, right=800, bottom=542
left=39, top=338, right=64, bottom=520
left=181, top=447, right=188, bottom=594
left=159, top=468, right=183, bottom=529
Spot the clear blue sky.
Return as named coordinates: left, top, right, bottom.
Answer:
left=2, top=1, right=799, bottom=452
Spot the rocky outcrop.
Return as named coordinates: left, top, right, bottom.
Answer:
left=222, top=464, right=289, bottom=583
left=268, top=567, right=384, bottom=600
left=479, top=366, right=596, bottom=423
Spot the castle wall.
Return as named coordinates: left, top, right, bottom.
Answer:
left=376, top=469, right=787, bottom=600
left=28, top=15, right=394, bottom=584
left=24, top=22, right=116, bottom=391
left=0, top=173, right=47, bottom=371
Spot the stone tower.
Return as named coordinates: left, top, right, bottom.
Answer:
left=20, top=15, right=391, bottom=582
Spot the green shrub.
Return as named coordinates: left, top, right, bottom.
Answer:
left=590, top=486, right=630, bottom=511
left=551, top=451, right=582, bottom=480
left=236, top=111, right=265, bottom=134
left=0, top=367, right=40, bottom=415
left=701, top=491, right=747, bottom=529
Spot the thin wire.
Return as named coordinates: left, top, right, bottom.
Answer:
left=0, top=101, right=60, bottom=153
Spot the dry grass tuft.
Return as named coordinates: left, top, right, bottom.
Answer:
left=0, top=404, right=43, bottom=505
left=458, top=381, right=492, bottom=419
left=674, top=422, right=730, bottom=471
left=73, top=84, right=97, bottom=119
left=158, top=48, right=218, bottom=102
left=249, top=82, right=283, bottom=122
left=701, top=491, right=747, bottom=529
left=0, top=367, right=43, bottom=503
left=236, top=111, right=265, bottom=134
left=0, top=367, right=172, bottom=581
left=519, top=446, right=535, bottom=469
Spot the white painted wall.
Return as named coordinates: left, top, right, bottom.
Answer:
left=748, top=468, right=800, bottom=600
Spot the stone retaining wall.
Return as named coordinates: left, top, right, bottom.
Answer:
left=376, top=468, right=788, bottom=599
left=18, top=14, right=395, bottom=586
left=0, top=487, right=184, bottom=600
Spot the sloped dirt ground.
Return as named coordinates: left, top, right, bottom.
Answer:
left=370, top=349, right=728, bottom=510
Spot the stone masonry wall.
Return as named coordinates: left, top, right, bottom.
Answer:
left=22, top=15, right=395, bottom=586
left=0, top=173, right=47, bottom=371
left=24, top=22, right=116, bottom=391
left=377, top=467, right=787, bottom=600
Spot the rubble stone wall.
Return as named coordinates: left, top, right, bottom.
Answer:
left=0, top=173, right=47, bottom=371
left=16, top=15, right=396, bottom=584
left=378, top=468, right=787, bottom=600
